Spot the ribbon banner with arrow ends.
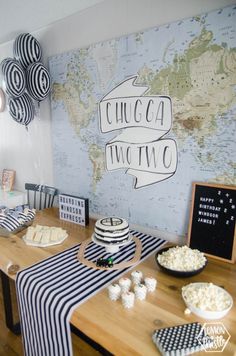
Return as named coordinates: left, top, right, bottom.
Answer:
left=99, top=76, right=178, bottom=189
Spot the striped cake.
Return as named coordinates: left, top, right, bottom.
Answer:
left=94, top=217, right=129, bottom=245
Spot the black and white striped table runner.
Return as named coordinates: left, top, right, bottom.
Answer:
left=16, top=231, right=166, bottom=356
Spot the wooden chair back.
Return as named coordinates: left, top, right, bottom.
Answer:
left=25, top=183, right=58, bottom=210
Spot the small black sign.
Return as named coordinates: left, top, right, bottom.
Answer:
left=188, top=182, right=236, bottom=263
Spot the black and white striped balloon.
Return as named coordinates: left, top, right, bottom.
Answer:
left=8, top=93, right=35, bottom=126
left=1, top=58, right=26, bottom=98
left=26, top=62, right=51, bottom=101
left=1, top=58, right=12, bottom=74
left=13, top=33, right=42, bottom=69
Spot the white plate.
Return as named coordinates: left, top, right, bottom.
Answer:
left=92, top=233, right=133, bottom=253
left=22, top=233, right=68, bottom=247
left=182, top=283, right=233, bottom=320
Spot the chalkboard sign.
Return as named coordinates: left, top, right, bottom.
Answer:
left=188, top=182, right=236, bottom=263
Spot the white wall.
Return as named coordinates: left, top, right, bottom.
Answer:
left=0, top=0, right=235, bottom=192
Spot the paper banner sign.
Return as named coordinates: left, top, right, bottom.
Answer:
left=99, top=76, right=178, bottom=189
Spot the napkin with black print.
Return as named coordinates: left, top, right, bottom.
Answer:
left=0, top=205, right=35, bottom=231
left=152, top=322, right=213, bottom=355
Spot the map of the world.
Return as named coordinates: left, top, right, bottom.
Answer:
left=49, top=5, right=236, bottom=237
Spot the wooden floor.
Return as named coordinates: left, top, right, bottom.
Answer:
left=0, top=280, right=101, bottom=356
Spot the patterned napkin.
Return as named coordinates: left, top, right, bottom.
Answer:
left=0, top=204, right=35, bottom=231
left=152, top=322, right=213, bottom=355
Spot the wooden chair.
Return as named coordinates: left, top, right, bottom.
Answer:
left=25, top=183, right=58, bottom=210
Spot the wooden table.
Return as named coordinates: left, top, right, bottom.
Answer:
left=0, top=207, right=93, bottom=336
left=0, top=208, right=235, bottom=355
left=0, top=208, right=92, bottom=279
left=71, top=255, right=236, bottom=355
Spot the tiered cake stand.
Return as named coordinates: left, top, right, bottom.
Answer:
left=92, top=233, right=133, bottom=253
left=77, top=235, right=142, bottom=270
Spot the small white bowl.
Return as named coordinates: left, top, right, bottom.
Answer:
left=182, top=283, right=233, bottom=320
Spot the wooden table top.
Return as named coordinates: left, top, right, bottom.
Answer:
left=0, top=207, right=92, bottom=279
left=71, top=255, right=236, bottom=355
left=0, top=208, right=235, bottom=355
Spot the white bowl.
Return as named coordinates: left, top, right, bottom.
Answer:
left=182, top=283, right=233, bottom=320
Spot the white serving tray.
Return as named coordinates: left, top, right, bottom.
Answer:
left=22, top=233, right=68, bottom=247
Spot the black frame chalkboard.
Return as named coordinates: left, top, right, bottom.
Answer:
left=188, top=182, right=236, bottom=263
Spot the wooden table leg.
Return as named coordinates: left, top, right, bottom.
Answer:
left=70, top=324, right=113, bottom=355
left=0, top=271, right=21, bottom=335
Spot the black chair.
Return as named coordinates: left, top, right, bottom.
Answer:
left=25, top=183, right=58, bottom=210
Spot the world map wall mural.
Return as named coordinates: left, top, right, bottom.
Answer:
left=49, top=5, right=236, bottom=236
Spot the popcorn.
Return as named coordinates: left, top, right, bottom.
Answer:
left=118, top=278, right=131, bottom=293
left=107, top=284, right=121, bottom=301
left=121, top=291, right=135, bottom=309
left=182, top=283, right=232, bottom=312
left=131, top=270, right=143, bottom=285
left=144, top=277, right=157, bottom=292
left=157, top=245, right=206, bottom=271
left=134, top=283, right=147, bottom=300
left=184, top=308, right=191, bottom=315
left=108, top=272, right=158, bottom=308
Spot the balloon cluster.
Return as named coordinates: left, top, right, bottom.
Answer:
left=0, top=33, right=51, bottom=127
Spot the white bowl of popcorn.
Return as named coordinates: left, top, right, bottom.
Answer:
left=156, top=246, right=207, bottom=277
left=182, top=282, right=233, bottom=320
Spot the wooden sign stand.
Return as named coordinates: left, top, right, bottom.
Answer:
left=188, top=182, right=236, bottom=263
